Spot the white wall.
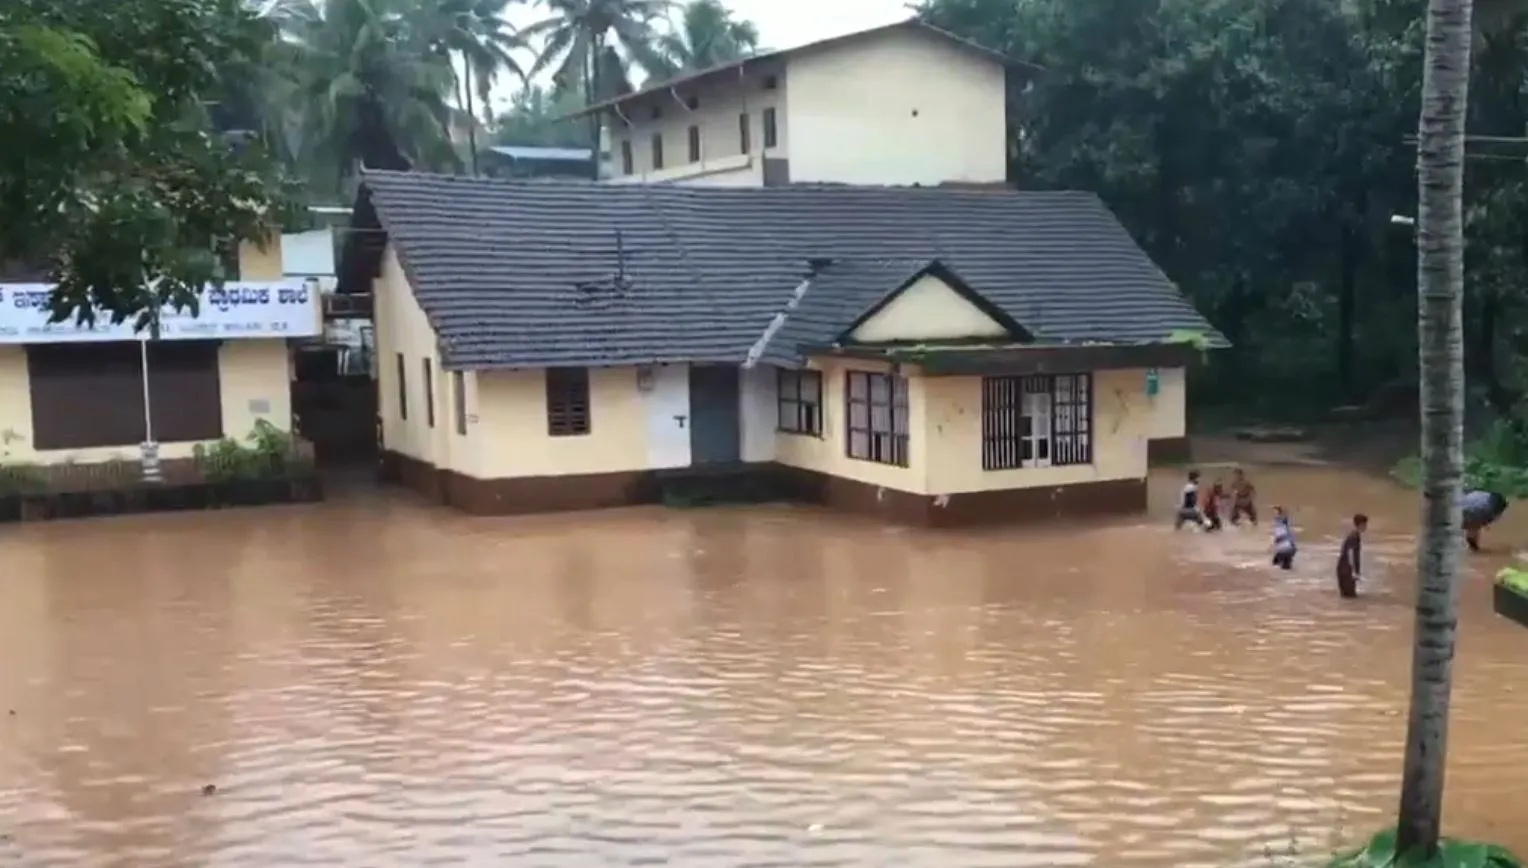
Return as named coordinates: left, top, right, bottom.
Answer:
left=784, top=28, right=1007, bottom=185
left=740, top=366, right=778, bottom=462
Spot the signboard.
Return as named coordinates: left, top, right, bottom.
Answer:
left=0, top=281, right=321, bottom=344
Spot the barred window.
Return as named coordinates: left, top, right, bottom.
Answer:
left=981, top=373, right=1092, bottom=470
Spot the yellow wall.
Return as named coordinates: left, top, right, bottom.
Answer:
left=375, top=246, right=653, bottom=480
left=774, top=355, right=931, bottom=495
left=237, top=239, right=283, bottom=280
left=1149, top=365, right=1187, bottom=439
left=848, top=274, right=1009, bottom=343
left=921, top=367, right=1151, bottom=494
left=0, top=341, right=292, bottom=465
left=773, top=360, right=1155, bottom=498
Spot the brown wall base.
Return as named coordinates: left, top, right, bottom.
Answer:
left=380, top=450, right=1149, bottom=528
left=1148, top=436, right=1192, bottom=466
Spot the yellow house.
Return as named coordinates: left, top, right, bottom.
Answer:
left=351, top=170, right=1220, bottom=527
left=0, top=239, right=320, bottom=473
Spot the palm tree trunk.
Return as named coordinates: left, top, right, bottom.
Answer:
left=586, top=33, right=604, bottom=180
left=463, top=55, right=480, bottom=175
left=1396, top=0, right=1473, bottom=857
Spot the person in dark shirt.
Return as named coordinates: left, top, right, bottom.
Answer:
left=1336, top=513, right=1368, bottom=598
left=1461, top=490, right=1509, bottom=553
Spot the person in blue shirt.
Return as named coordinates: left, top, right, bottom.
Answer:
left=1462, top=490, right=1509, bottom=553
left=1270, top=506, right=1296, bottom=570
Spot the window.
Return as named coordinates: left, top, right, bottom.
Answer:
left=762, top=107, right=777, bottom=148
left=546, top=367, right=590, bottom=436
left=845, top=370, right=909, bottom=467
left=687, top=125, right=701, bottom=162
left=650, top=106, right=662, bottom=120
left=685, top=95, right=699, bottom=109
left=395, top=353, right=407, bottom=420
left=651, top=133, right=664, bottom=169
left=763, top=75, right=778, bottom=90
left=453, top=371, right=467, bottom=435
left=739, top=113, right=751, bottom=154
left=422, top=358, right=434, bottom=428
left=777, top=369, right=822, bottom=435
left=27, top=341, right=222, bottom=449
left=620, top=140, right=633, bottom=174
left=981, top=373, right=1093, bottom=470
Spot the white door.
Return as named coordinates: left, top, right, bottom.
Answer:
left=645, top=365, right=691, bottom=468
left=1022, top=378, right=1052, bottom=468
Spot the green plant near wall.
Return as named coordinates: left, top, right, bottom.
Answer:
left=1497, top=566, right=1528, bottom=595
left=194, top=420, right=303, bottom=482
left=1326, top=828, right=1524, bottom=867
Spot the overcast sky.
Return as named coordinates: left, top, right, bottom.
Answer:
left=491, top=0, right=913, bottom=110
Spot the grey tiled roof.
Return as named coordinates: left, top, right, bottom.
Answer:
left=359, top=170, right=1223, bottom=369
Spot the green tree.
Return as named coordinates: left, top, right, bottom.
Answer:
left=418, top=0, right=527, bottom=174
left=651, top=0, right=760, bottom=77
left=0, top=0, right=301, bottom=328
left=278, top=0, right=460, bottom=197
left=491, top=84, right=591, bottom=148
left=522, top=0, right=673, bottom=170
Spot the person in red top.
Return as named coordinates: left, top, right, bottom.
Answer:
left=1202, top=476, right=1226, bottom=532
left=1336, top=513, right=1367, bottom=599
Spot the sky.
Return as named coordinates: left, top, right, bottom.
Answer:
left=490, top=0, right=913, bottom=111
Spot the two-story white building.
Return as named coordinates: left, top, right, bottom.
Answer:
left=573, top=19, right=1027, bottom=189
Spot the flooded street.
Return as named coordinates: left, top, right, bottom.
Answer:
left=2, top=465, right=1527, bottom=867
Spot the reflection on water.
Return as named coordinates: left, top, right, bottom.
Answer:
left=1, top=466, right=1526, bottom=866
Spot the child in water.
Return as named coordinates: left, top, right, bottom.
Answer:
left=1202, top=475, right=1226, bottom=532
left=1175, top=470, right=1204, bottom=529
left=1231, top=468, right=1258, bottom=525
left=1336, top=513, right=1368, bottom=599
left=1270, top=506, right=1296, bottom=569
left=1461, top=489, right=1509, bottom=553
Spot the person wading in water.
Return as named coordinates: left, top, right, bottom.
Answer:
left=1336, top=513, right=1367, bottom=599
left=1175, top=470, right=1205, bottom=530
left=1270, top=506, right=1296, bottom=570
left=1230, top=468, right=1258, bottom=525
left=1461, top=490, right=1509, bottom=553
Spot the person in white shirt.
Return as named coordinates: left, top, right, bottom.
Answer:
left=1174, top=470, right=1205, bottom=530
left=1270, top=506, right=1296, bottom=570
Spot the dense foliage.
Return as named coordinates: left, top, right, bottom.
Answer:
left=0, top=0, right=302, bottom=328
left=0, top=0, right=758, bottom=323
left=916, top=0, right=1528, bottom=425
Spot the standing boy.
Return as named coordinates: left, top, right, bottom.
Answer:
left=1175, top=470, right=1204, bottom=529
left=1202, top=475, right=1226, bottom=532
left=1271, top=506, right=1296, bottom=570
left=1336, top=513, right=1368, bottom=599
left=1231, top=468, right=1258, bottom=525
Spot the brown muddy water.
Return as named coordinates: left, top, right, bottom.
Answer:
left=1, top=467, right=1526, bottom=867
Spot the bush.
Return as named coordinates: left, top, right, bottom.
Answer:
left=193, top=420, right=304, bottom=482
left=1326, top=828, right=1523, bottom=867
left=1390, top=420, right=1528, bottom=498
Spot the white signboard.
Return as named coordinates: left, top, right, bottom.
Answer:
left=0, top=281, right=321, bottom=343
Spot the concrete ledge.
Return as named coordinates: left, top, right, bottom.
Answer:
left=379, top=450, right=1149, bottom=527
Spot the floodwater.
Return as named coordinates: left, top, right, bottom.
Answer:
left=1, top=466, right=1527, bottom=868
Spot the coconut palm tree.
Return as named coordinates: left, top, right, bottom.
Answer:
left=417, top=0, right=527, bottom=173
left=522, top=0, right=674, bottom=172
left=1395, top=0, right=1473, bottom=857
left=279, top=0, right=459, bottom=196
left=652, top=0, right=759, bottom=77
